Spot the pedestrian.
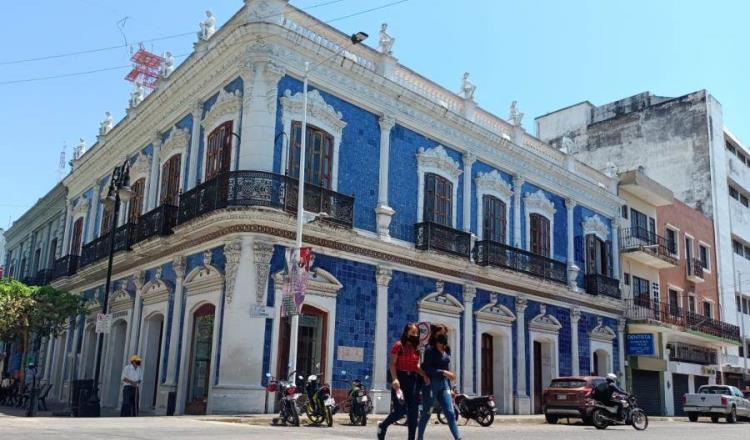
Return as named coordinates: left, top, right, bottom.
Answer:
left=418, top=324, right=461, bottom=440
left=377, top=323, right=430, bottom=440
left=120, top=354, right=143, bottom=417
left=0, top=372, right=11, bottom=404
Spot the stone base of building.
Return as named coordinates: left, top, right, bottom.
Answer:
left=371, top=389, right=392, bottom=414
left=514, top=395, right=531, bottom=415
left=209, top=384, right=266, bottom=414
left=155, top=384, right=176, bottom=415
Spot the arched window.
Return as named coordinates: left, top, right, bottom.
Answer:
left=205, top=121, right=232, bottom=181
left=529, top=213, right=550, bottom=257
left=160, top=155, right=182, bottom=206
left=128, top=178, right=145, bottom=222
left=70, top=218, right=84, bottom=255
left=424, top=173, right=453, bottom=227
left=482, top=195, right=507, bottom=243
left=288, top=122, right=334, bottom=189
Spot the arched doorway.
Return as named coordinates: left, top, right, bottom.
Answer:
left=141, top=314, right=164, bottom=411
left=185, top=304, right=215, bottom=415
left=277, top=305, right=328, bottom=382
left=107, top=320, right=128, bottom=407
left=592, top=349, right=611, bottom=377
left=82, top=325, right=97, bottom=379
left=532, top=338, right=555, bottom=414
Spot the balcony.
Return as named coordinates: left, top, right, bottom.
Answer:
left=619, top=226, right=676, bottom=269
left=687, top=258, right=704, bottom=283
left=34, top=269, right=54, bottom=286
left=51, top=255, right=79, bottom=280
left=415, top=222, right=472, bottom=259
left=584, top=273, right=621, bottom=299
left=667, top=342, right=717, bottom=365
left=625, top=297, right=741, bottom=343
left=133, top=204, right=178, bottom=245
left=473, top=240, right=567, bottom=284
left=80, top=223, right=136, bottom=267
left=178, top=170, right=354, bottom=228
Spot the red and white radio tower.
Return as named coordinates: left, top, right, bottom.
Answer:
left=125, top=43, right=164, bottom=90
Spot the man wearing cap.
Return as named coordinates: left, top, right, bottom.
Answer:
left=120, top=354, right=143, bottom=417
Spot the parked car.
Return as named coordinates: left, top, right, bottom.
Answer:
left=542, top=376, right=606, bottom=424
left=683, top=385, right=750, bottom=423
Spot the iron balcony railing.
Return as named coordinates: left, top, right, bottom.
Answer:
left=80, top=223, right=137, bottom=267
left=34, top=268, right=54, bottom=286
left=473, top=239, right=567, bottom=284
left=687, top=258, right=704, bottom=280
left=626, top=297, right=741, bottom=343
left=177, top=170, right=354, bottom=228
left=414, top=221, right=472, bottom=259
left=133, top=204, right=178, bottom=245
left=51, top=255, right=79, bottom=280
left=619, top=226, right=675, bottom=262
left=584, top=273, right=621, bottom=299
left=667, top=342, right=717, bottom=365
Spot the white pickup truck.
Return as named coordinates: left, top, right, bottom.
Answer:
left=682, top=385, right=750, bottom=423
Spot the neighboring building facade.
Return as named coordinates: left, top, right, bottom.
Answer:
left=536, top=91, right=750, bottom=380
left=0, top=227, right=5, bottom=277
left=14, top=0, right=626, bottom=416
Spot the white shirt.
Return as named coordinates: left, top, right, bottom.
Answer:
left=121, top=364, right=143, bottom=386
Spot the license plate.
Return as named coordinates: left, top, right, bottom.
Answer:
left=358, top=396, right=368, bottom=403
left=325, top=397, right=335, bottom=406
left=557, top=395, right=568, bottom=400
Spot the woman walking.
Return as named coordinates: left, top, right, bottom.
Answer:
left=377, top=323, right=430, bottom=440
left=418, top=324, right=461, bottom=440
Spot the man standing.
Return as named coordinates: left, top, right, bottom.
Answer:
left=120, top=355, right=143, bottom=417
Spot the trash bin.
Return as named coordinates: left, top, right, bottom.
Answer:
left=71, top=379, right=97, bottom=417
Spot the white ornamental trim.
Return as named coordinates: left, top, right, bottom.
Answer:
left=417, top=145, right=462, bottom=180
left=129, top=152, right=152, bottom=182
left=528, top=304, right=562, bottom=333
left=140, top=277, right=172, bottom=306
left=589, top=317, right=616, bottom=342
left=419, top=281, right=464, bottom=317
left=184, top=251, right=224, bottom=294
left=159, top=128, right=190, bottom=163
left=475, top=293, right=516, bottom=325
left=582, top=215, right=609, bottom=242
left=475, top=170, right=513, bottom=241
left=203, top=89, right=242, bottom=134
left=72, top=196, right=90, bottom=217
left=524, top=190, right=556, bottom=219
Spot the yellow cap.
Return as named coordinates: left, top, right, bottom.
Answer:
left=129, top=354, right=142, bottom=363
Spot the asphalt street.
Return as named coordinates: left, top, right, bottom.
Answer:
left=1, top=412, right=750, bottom=440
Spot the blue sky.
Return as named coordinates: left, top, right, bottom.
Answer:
left=1, top=0, right=748, bottom=228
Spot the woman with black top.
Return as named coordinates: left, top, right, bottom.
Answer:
left=377, top=323, right=430, bottom=440
left=418, top=324, right=461, bottom=440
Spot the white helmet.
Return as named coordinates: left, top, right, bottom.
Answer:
left=606, top=373, right=617, bottom=382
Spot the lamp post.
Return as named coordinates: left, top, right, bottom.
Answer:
left=288, top=32, right=367, bottom=378
left=88, top=159, right=132, bottom=416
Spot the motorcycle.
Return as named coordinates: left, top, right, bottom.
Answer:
left=453, top=389, right=496, bottom=427
left=434, top=387, right=461, bottom=425
left=265, top=371, right=301, bottom=426
left=300, top=371, right=335, bottom=427
left=591, top=394, right=648, bottom=430
left=340, top=370, right=373, bottom=426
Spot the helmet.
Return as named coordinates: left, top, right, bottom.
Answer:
left=606, top=373, right=617, bottom=382
left=129, top=354, right=142, bottom=363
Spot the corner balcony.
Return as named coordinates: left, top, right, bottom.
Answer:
left=686, top=258, right=705, bottom=283
left=667, top=342, right=717, bottom=365
left=473, top=240, right=567, bottom=284
left=133, top=204, right=178, bottom=245
left=414, top=222, right=472, bottom=259
left=177, top=170, right=354, bottom=228
left=625, top=297, right=741, bottom=343
left=80, top=223, right=136, bottom=267
left=51, top=255, right=79, bottom=280
left=584, top=273, right=621, bottom=299
left=34, top=268, right=54, bottom=286
left=619, top=226, right=676, bottom=269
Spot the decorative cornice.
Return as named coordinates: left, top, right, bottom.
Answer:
left=417, top=145, right=462, bottom=180
left=582, top=215, right=609, bottom=241
left=462, top=284, right=476, bottom=303
left=570, top=307, right=581, bottom=324
left=379, top=114, right=396, bottom=132
left=475, top=170, right=513, bottom=200
left=529, top=304, right=562, bottom=333
left=419, top=284, right=464, bottom=317
left=110, top=283, right=134, bottom=313
left=524, top=190, right=556, bottom=218
left=590, top=317, right=616, bottom=342
left=184, top=252, right=224, bottom=294
left=376, top=266, right=392, bottom=287
left=85, top=297, right=101, bottom=313
left=140, top=276, right=172, bottom=306
left=71, top=197, right=90, bottom=217
left=475, top=293, right=516, bottom=325
left=160, top=128, right=190, bottom=162
left=130, top=152, right=152, bottom=181
left=204, top=89, right=242, bottom=132
left=173, top=255, right=186, bottom=280
left=253, top=240, right=274, bottom=304
left=280, top=88, right=347, bottom=135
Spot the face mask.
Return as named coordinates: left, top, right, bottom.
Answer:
left=436, top=334, right=448, bottom=345
left=407, top=335, right=420, bottom=346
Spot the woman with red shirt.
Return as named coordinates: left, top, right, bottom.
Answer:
left=377, top=323, right=430, bottom=440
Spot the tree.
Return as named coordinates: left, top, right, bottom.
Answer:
left=0, top=278, right=85, bottom=373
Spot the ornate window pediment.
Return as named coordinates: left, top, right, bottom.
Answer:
left=184, top=250, right=224, bottom=294
left=417, top=146, right=462, bottom=180
left=72, top=197, right=90, bottom=217
left=85, top=297, right=102, bottom=315
left=272, top=267, right=343, bottom=299
left=129, top=152, right=152, bottom=182
left=475, top=170, right=513, bottom=200
left=582, top=215, right=609, bottom=241
left=589, top=317, right=616, bottom=342
left=524, top=190, right=556, bottom=218
left=475, top=293, right=516, bottom=325
left=109, top=281, right=134, bottom=313
left=160, top=128, right=190, bottom=163
left=280, top=89, right=347, bottom=137
left=529, top=304, right=562, bottom=333
left=140, top=268, right=173, bottom=305
left=204, top=89, right=242, bottom=133
left=418, top=281, right=464, bottom=317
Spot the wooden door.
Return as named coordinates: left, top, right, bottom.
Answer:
left=128, top=178, right=145, bottom=222
left=205, top=122, right=232, bottom=181
left=529, top=214, right=550, bottom=257
left=160, top=155, right=182, bottom=206
left=533, top=341, right=543, bottom=413
left=70, top=218, right=83, bottom=255
left=481, top=334, right=494, bottom=396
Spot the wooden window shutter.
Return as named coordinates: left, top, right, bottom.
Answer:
left=424, top=173, right=436, bottom=223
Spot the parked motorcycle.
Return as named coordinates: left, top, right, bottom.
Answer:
left=591, top=394, right=648, bottom=430
left=453, top=389, right=496, bottom=427
left=265, top=371, right=301, bottom=426
left=301, top=371, right=335, bottom=427
left=340, top=370, right=373, bottom=426
left=435, top=387, right=461, bottom=425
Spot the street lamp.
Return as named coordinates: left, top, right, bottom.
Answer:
left=288, top=31, right=367, bottom=378
left=87, top=158, right=132, bottom=417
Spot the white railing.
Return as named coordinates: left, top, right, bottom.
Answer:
left=391, top=67, right=462, bottom=113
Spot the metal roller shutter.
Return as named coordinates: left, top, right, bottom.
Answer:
left=631, top=369, right=662, bottom=416
left=672, top=374, right=689, bottom=416
left=694, top=375, right=709, bottom=389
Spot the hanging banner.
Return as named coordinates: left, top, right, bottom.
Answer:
left=281, top=248, right=314, bottom=317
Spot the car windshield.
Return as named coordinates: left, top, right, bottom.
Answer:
left=550, top=380, right=587, bottom=388
left=699, top=386, right=730, bottom=395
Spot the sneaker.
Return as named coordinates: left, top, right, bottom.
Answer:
left=376, top=422, right=385, bottom=440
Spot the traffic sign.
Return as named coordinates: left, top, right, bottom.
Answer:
left=95, top=313, right=112, bottom=334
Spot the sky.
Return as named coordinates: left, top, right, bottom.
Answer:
left=1, top=0, right=749, bottom=229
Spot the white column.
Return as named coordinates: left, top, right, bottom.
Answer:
left=61, top=201, right=72, bottom=254
left=513, top=175, right=524, bottom=248
left=375, top=115, right=395, bottom=239
left=462, top=153, right=475, bottom=233
left=42, top=336, right=54, bottom=383
left=612, top=217, right=621, bottom=280
left=571, top=307, right=581, bottom=376
left=618, top=318, right=627, bottom=388
left=514, top=295, right=530, bottom=414
left=566, top=198, right=580, bottom=291
left=162, top=256, right=185, bottom=389
left=147, top=137, right=162, bottom=210
left=128, top=272, right=145, bottom=356
left=372, top=266, right=392, bottom=413
left=238, top=60, right=285, bottom=171
left=187, top=101, right=202, bottom=189
left=462, top=285, right=476, bottom=395
left=86, top=193, right=99, bottom=242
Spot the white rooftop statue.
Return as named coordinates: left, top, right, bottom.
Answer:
left=560, top=136, right=575, bottom=154
left=129, top=80, right=145, bottom=108
left=509, top=101, right=524, bottom=127
left=378, top=23, right=395, bottom=55
left=99, top=112, right=113, bottom=136
left=161, top=51, right=176, bottom=78
left=604, top=161, right=618, bottom=178
left=73, top=138, right=86, bottom=160
left=460, top=72, right=476, bottom=100
left=199, top=11, right=217, bottom=41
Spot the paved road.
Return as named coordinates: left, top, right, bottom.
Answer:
left=1, top=413, right=749, bottom=440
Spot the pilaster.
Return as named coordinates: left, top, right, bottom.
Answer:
left=372, top=266, right=392, bottom=413
left=161, top=256, right=185, bottom=393
left=147, top=136, right=162, bottom=210
left=570, top=307, right=581, bottom=376
left=187, top=101, right=203, bottom=189
left=462, top=285, right=476, bottom=395
left=566, top=198, right=580, bottom=291
left=514, top=295, right=530, bottom=414
left=513, top=175, right=524, bottom=248
left=375, top=115, right=396, bottom=240
left=462, top=153, right=475, bottom=233
left=618, top=318, right=627, bottom=388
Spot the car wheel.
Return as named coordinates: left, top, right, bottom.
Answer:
left=688, top=413, right=698, bottom=422
left=582, top=415, right=593, bottom=425
left=544, top=414, right=558, bottom=424
left=710, top=415, right=719, bottom=423
left=726, top=407, right=737, bottom=424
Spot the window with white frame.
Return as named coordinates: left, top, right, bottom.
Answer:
left=665, top=227, right=678, bottom=257
left=416, top=145, right=461, bottom=228
left=475, top=170, right=512, bottom=243
left=699, top=243, right=710, bottom=271
left=524, top=190, right=556, bottom=258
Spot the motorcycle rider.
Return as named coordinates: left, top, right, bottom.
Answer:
left=595, top=373, right=628, bottom=418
